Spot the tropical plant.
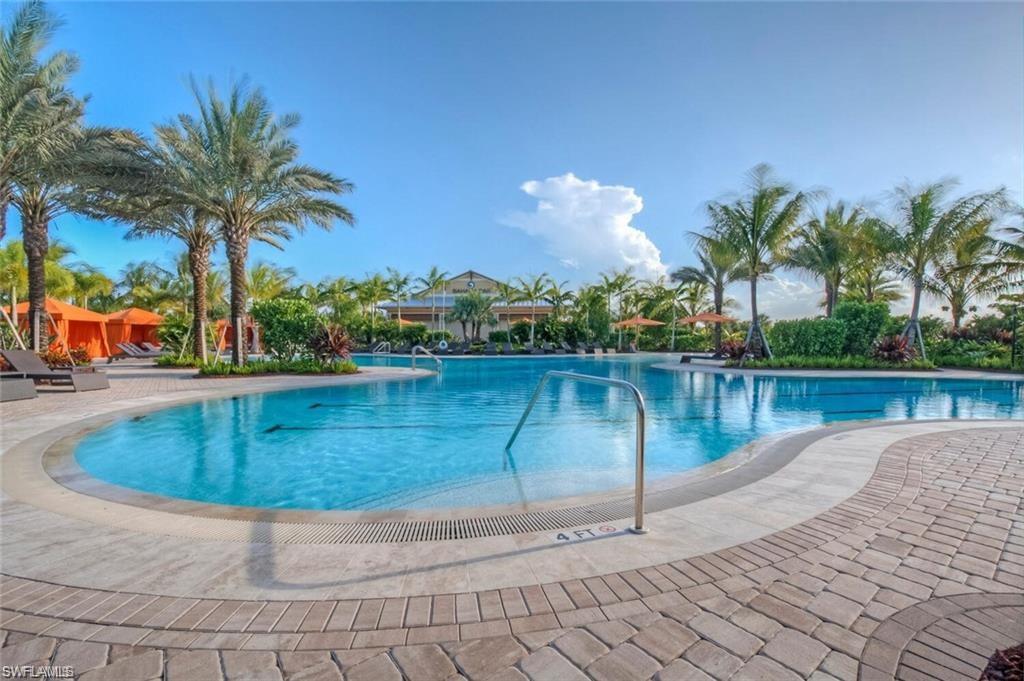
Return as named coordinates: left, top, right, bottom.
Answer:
left=450, top=290, right=495, bottom=341
left=0, top=0, right=81, bottom=242
left=925, top=219, right=1001, bottom=329
left=247, top=261, right=296, bottom=305
left=249, top=298, right=319, bottom=359
left=70, top=264, right=112, bottom=309
left=544, top=280, right=575, bottom=318
left=386, top=267, right=413, bottom=326
left=308, top=322, right=353, bottom=363
left=833, top=301, right=889, bottom=356
left=599, top=268, right=636, bottom=350
left=355, top=273, right=389, bottom=342
left=416, top=265, right=448, bottom=336
left=517, top=273, right=552, bottom=344
left=494, top=279, right=521, bottom=336
left=873, top=335, right=916, bottom=363
left=0, top=240, right=28, bottom=323
left=153, top=78, right=355, bottom=364
left=672, top=233, right=743, bottom=354
left=767, top=318, right=847, bottom=358
left=787, top=202, right=863, bottom=316
left=880, top=180, right=1007, bottom=356
left=705, top=164, right=808, bottom=358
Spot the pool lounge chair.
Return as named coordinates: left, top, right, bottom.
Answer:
left=0, top=349, right=109, bottom=392
left=524, top=342, right=544, bottom=355
left=483, top=342, right=498, bottom=355
left=502, top=342, right=514, bottom=355
left=627, top=342, right=638, bottom=353
left=559, top=342, right=574, bottom=354
left=112, top=342, right=162, bottom=360
left=1, top=372, right=38, bottom=402
left=140, top=342, right=165, bottom=353
left=605, top=345, right=617, bottom=355
left=541, top=342, right=557, bottom=354
left=572, top=343, right=587, bottom=354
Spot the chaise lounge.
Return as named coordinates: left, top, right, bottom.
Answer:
left=1, top=349, right=110, bottom=392
left=0, top=372, right=38, bottom=402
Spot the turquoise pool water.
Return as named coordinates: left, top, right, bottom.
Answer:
left=74, top=356, right=1023, bottom=510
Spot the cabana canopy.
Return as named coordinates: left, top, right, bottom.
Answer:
left=676, top=312, right=736, bottom=325
left=106, top=307, right=164, bottom=347
left=6, top=298, right=111, bottom=358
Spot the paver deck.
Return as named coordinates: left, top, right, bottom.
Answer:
left=1, top=363, right=1021, bottom=679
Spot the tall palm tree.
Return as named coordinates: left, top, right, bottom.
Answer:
left=787, top=202, right=863, bottom=317
left=544, top=280, right=575, bottom=319
left=672, top=233, right=743, bottom=354
left=926, top=219, right=1001, bottom=329
left=155, top=78, right=355, bottom=364
left=516, top=273, right=552, bottom=345
left=600, top=268, right=636, bottom=350
left=881, top=180, right=1007, bottom=356
left=416, top=266, right=448, bottom=337
left=494, top=280, right=521, bottom=337
left=247, top=262, right=296, bottom=304
left=0, top=0, right=81, bottom=242
left=386, top=267, right=413, bottom=326
left=706, top=164, right=807, bottom=358
left=356, top=273, right=389, bottom=343
left=117, top=261, right=173, bottom=311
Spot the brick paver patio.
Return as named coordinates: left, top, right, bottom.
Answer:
left=1, top=419, right=1020, bottom=679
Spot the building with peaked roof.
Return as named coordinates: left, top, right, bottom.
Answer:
left=379, top=270, right=554, bottom=338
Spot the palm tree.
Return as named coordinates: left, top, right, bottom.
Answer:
left=450, top=290, right=495, bottom=341
left=494, top=280, right=521, bottom=337
left=117, top=261, right=173, bottom=311
left=926, top=219, right=1001, bottom=329
left=544, top=280, right=575, bottom=318
left=70, top=265, right=112, bottom=309
left=155, top=79, right=355, bottom=364
left=247, top=262, right=296, bottom=305
left=356, top=273, right=389, bottom=343
left=600, top=268, right=636, bottom=350
left=841, top=218, right=902, bottom=304
left=386, top=267, right=413, bottom=326
left=787, top=202, right=863, bottom=317
left=416, top=266, right=448, bottom=337
left=881, top=180, right=1007, bottom=356
left=706, top=164, right=807, bottom=358
left=516, top=273, right=552, bottom=344
left=0, top=240, right=28, bottom=324
left=672, top=233, right=743, bottom=354
left=115, top=200, right=220, bottom=356
left=0, top=0, right=81, bottom=242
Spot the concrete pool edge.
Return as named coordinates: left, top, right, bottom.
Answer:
left=650, top=361, right=1024, bottom=381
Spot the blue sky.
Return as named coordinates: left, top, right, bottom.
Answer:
left=5, top=1, right=1023, bottom=318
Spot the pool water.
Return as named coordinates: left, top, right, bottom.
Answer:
left=74, top=356, right=1023, bottom=510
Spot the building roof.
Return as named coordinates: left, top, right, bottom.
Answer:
left=8, top=297, right=109, bottom=323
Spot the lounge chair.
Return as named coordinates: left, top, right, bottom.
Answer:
left=483, top=342, right=498, bottom=355
left=448, top=342, right=465, bottom=355
left=0, top=349, right=109, bottom=392
left=394, top=343, right=412, bottom=354
left=524, top=342, right=544, bottom=355
left=605, top=345, right=617, bottom=355
left=140, top=342, right=165, bottom=353
left=1, top=372, right=38, bottom=402
left=502, top=342, right=514, bottom=355
left=114, top=342, right=162, bottom=359
left=572, top=343, right=587, bottom=355
left=626, top=342, right=638, bottom=353
left=541, top=342, right=556, bottom=354
left=559, top=342, right=574, bottom=354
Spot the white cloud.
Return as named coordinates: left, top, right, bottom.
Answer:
left=728, top=276, right=822, bottom=320
left=503, top=173, right=667, bottom=280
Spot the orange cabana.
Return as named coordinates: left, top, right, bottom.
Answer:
left=215, top=318, right=258, bottom=352
left=6, top=298, right=111, bottom=359
left=106, top=307, right=164, bottom=348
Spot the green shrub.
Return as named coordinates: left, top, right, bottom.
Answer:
left=197, top=358, right=358, bottom=376
left=250, top=299, right=320, bottom=359
left=734, top=355, right=936, bottom=370
left=156, top=315, right=192, bottom=355
left=767, top=318, right=847, bottom=357
left=397, top=323, right=429, bottom=346
left=535, top=316, right=565, bottom=343
left=834, top=302, right=889, bottom=356
left=510, top=320, right=533, bottom=343
left=488, top=330, right=511, bottom=343
left=882, top=315, right=944, bottom=343
left=155, top=355, right=203, bottom=368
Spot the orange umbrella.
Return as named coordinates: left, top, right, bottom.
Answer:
left=613, top=315, right=665, bottom=329
left=396, top=318, right=417, bottom=326
left=676, top=312, right=736, bottom=325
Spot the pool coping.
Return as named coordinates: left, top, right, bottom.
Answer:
left=650, top=361, right=1024, bottom=381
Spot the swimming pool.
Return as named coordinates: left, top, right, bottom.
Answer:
left=73, top=356, right=1022, bottom=510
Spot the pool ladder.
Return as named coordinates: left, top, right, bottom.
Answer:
left=412, top=345, right=442, bottom=371
left=372, top=341, right=391, bottom=354
left=505, top=370, right=648, bottom=534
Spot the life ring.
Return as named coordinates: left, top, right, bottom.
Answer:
left=438, top=340, right=449, bottom=350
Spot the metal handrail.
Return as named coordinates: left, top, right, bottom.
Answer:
left=372, top=341, right=391, bottom=354
left=505, top=370, right=648, bottom=534
left=411, top=345, right=442, bottom=371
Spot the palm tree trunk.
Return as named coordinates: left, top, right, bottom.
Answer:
left=901, top=279, right=926, bottom=356
left=530, top=301, right=536, bottom=344
left=23, top=219, right=48, bottom=352
left=824, top=282, right=834, bottom=317
left=10, top=286, right=17, bottom=326
left=226, top=235, right=249, bottom=366
left=713, top=286, right=724, bottom=355
left=746, top=276, right=770, bottom=358
left=189, top=246, right=210, bottom=360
